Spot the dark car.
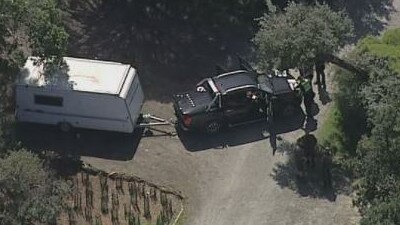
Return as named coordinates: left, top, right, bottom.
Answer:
left=257, top=72, right=303, bottom=118
left=173, top=70, right=302, bottom=133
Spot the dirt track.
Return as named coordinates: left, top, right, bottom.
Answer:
left=81, top=94, right=360, bottom=225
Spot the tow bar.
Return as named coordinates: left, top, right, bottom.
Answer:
left=137, top=114, right=177, bottom=137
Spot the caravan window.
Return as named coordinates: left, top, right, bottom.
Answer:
left=34, top=95, right=63, bottom=107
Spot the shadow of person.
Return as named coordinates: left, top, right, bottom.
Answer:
left=304, top=117, right=318, bottom=133
left=318, top=85, right=332, bottom=105
left=271, top=139, right=342, bottom=202
left=311, top=101, right=320, bottom=116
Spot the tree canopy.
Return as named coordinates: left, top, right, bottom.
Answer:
left=353, top=54, right=400, bottom=212
left=360, top=195, right=400, bottom=225
left=254, top=2, right=353, bottom=70
left=0, top=2, right=70, bottom=223
left=357, top=29, right=400, bottom=72
left=0, top=0, right=68, bottom=68
left=0, top=0, right=68, bottom=111
left=320, top=29, right=400, bottom=223
left=0, top=150, right=70, bottom=225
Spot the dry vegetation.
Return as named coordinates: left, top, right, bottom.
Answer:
left=58, top=171, right=183, bottom=225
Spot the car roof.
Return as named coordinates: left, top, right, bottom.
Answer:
left=213, top=71, right=258, bottom=94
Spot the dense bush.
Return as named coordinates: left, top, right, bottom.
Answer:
left=320, top=29, right=400, bottom=223
left=0, top=150, right=70, bottom=225
left=360, top=195, right=400, bottom=225
left=357, top=29, right=400, bottom=72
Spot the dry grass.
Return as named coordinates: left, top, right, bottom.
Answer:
left=58, top=172, right=182, bottom=225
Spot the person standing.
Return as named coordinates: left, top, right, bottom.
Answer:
left=299, top=65, right=313, bottom=80
left=298, top=76, right=315, bottom=119
left=265, top=94, right=277, bottom=155
left=315, top=58, right=326, bottom=89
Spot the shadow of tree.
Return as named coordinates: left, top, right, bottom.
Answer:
left=59, top=0, right=394, bottom=104
left=271, top=141, right=352, bottom=201
left=63, top=0, right=265, bottom=102
left=15, top=123, right=142, bottom=161
left=61, top=0, right=394, bottom=104
left=179, top=110, right=305, bottom=152
left=333, top=0, right=394, bottom=37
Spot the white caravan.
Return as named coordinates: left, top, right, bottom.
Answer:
left=15, top=57, right=144, bottom=133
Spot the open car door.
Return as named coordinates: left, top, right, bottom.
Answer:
left=237, top=55, right=256, bottom=72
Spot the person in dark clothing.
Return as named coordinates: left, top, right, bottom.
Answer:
left=315, top=59, right=326, bottom=89
left=299, top=65, right=313, bottom=80
left=265, top=95, right=277, bottom=155
left=297, top=76, right=315, bottom=118
left=270, top=129, right=277, bottom=156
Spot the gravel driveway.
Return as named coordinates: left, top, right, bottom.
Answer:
left=81, top=96, right=360, bottom=225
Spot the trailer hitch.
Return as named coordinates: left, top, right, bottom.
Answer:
left=137, top=114, right=176, bottom=137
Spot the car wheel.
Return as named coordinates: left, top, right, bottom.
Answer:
left=58, top=122, right=72, bottom=133
left=205, top=121, right=222, bottom=134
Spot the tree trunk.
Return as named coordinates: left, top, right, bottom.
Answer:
left=324, top=54, right=367, bottom=76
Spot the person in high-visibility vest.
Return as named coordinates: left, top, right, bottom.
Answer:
left=298, top=76, right=315, bottom=118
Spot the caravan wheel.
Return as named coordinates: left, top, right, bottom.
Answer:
left=58, top=122, right=72, bottom=133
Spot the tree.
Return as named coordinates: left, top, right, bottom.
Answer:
left=0, top=0, right=68, bottom=111
left=254, top=2, right=353, bottom=70
left=357, top=29, right=400, bottom=72
left=324, top=30, right=400, bottom=215
left=353, top=60, right=400, bottom=211
left=0, top=150, right=70, bottom=225
left=0, top=0, right=68, bottom=68
left=360, top=195, right=400, bottom=225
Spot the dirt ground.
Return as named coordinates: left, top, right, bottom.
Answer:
left=80, top=87, right=361, bottom=225
left=17, top=1, right=400, bottom=224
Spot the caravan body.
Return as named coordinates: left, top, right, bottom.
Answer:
left=15, top=57, right=144, bottom=133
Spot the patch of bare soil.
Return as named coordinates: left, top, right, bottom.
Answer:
left=387, top=0, right=400, bottom=29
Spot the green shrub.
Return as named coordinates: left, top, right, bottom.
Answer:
left=382, top=28, right=400, bottom=45
left=360, top=195, right=400, bottom=225
left=357, top=29, right=400, bottom=72
left=0, top=150, right=70, bottom=225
